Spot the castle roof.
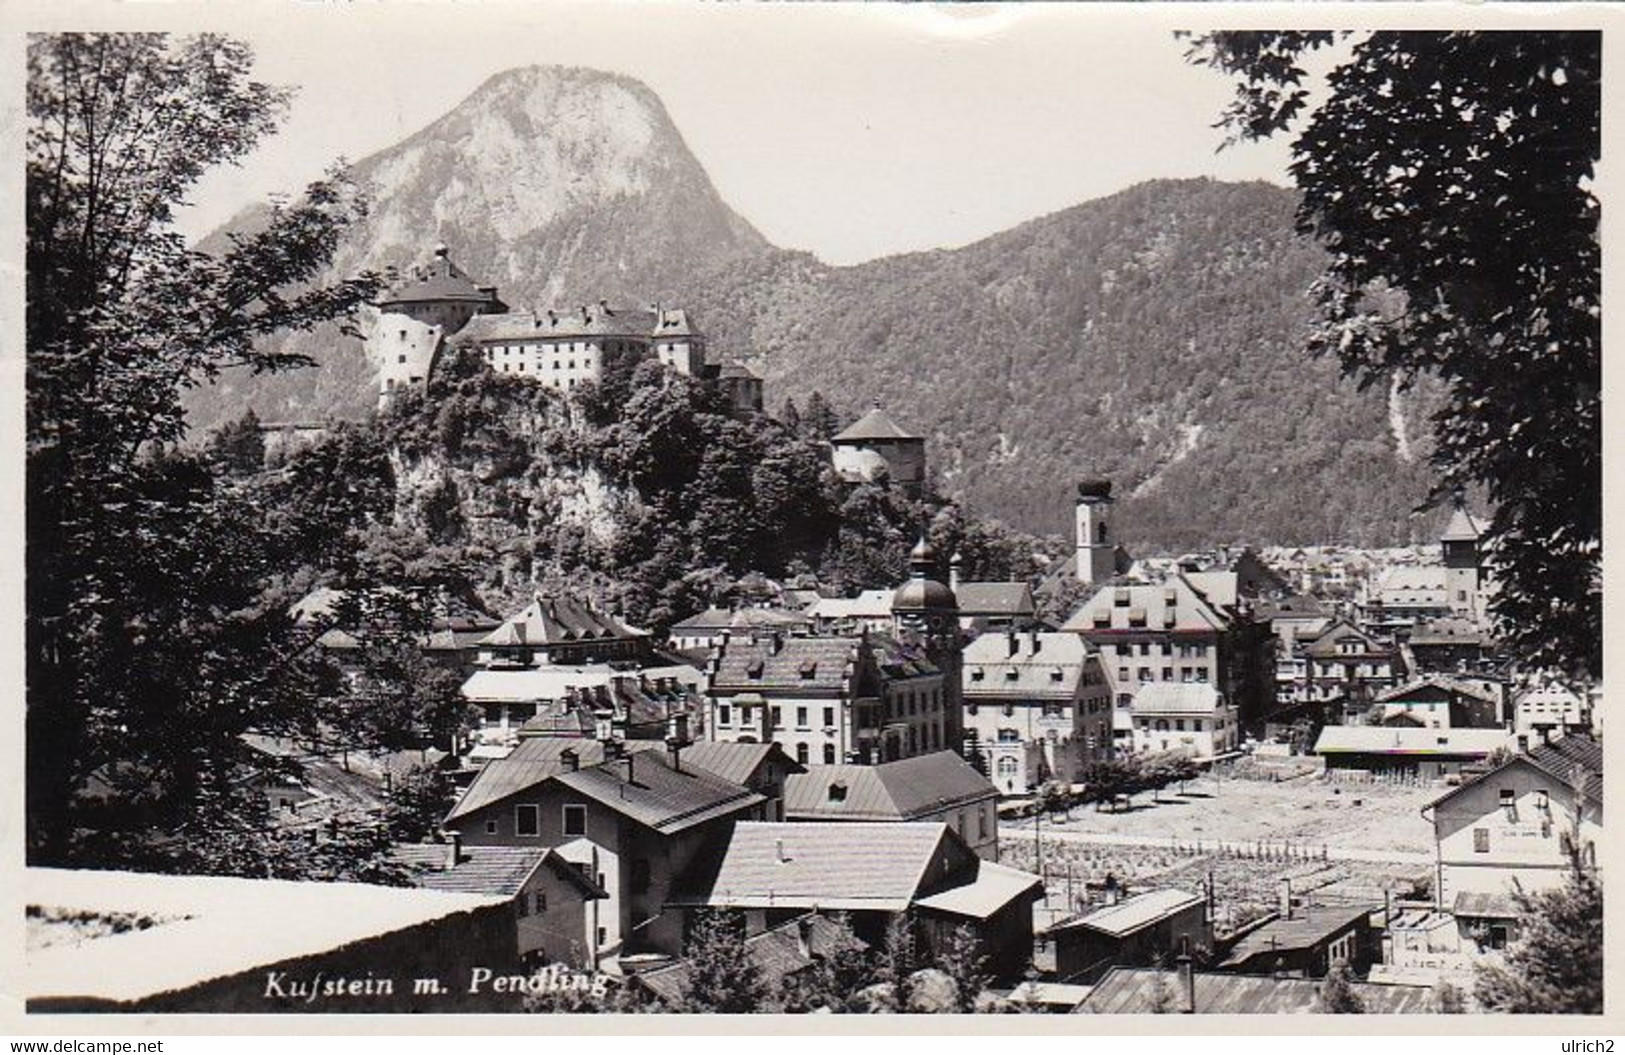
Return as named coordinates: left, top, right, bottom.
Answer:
left=451, top=303, right=697, bottom=344
left=832, top=407, right=920, bottom=444
left=378, top=247, right=505, bottom=310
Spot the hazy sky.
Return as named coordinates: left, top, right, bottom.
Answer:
left=174, top=3, right=1299, bottom=265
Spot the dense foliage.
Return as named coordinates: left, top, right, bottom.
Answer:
left=339, top=347, right=1044, bottom=631
left=1473, top=849, right=1603, bottom=1014
left=24, top=32, right=391, bottom=870
left=1186, top=31, right=1601, bottom=676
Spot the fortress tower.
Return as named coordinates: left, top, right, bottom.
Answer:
left=371, top=246, right=506, bottom=406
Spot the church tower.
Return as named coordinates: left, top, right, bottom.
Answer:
left=1440, top=487, right=1484, bottom=620
left=1075, top=478, right=1116, bottom=585
left=892, top=536, right=963, bottom=755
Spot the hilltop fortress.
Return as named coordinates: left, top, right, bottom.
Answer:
left=368, top=245, right=763, bottom=414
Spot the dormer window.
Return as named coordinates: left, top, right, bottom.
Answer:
left=747, top=659, right=765, bottom=679
left=799, top=660, right=818, bottom=679
left=970, top=668, right=985, bottom=681
left=828, top=782, right=847, bottom=803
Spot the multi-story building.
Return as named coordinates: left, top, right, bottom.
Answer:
left=782, top=750, right=1001, bottom=859
left=1126, top=682, right=1238, bottom=759
left=1513, top=681, right=1593, bottom=743
left=455, top=302, right=705, bottom=392
left=1422, top=735, right=1601, bottom=940
left=477, top=594, right=652, bottom=669
left=961, top=630, right=1112, bottom=795
left=443, top=742, right=769, bottom=963
left=1301, top=619, right=1399, bottom=712
left=1062, top=574, right=1269, bottom=739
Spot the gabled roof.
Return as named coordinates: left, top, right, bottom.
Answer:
left=1428, top=733, right=1603, bottom=811
left=782, top=751, right=996, bottom=822
left=1183, top=571, right=1239, bottom=610
left=550, top=751, right=765, bottom=834
left=480, top=594, right=648, bottom=650
left=672, top=741, right=789, bottom=787
left=389, top=844, right=606, bottom=900
left=446, top=738, right=664, bottom=821
left=1303, top=619, right=1386, bottom=659
left=953, top=582, right=1036, bottom=618
left=669, top=821, right=953, bottom=911
left=668, top=607, right=811, bottom=634
left=805, top=590, right=895, bottom=621
left=1220, top=905, right=1375, bottom=967
left=1048, top=888, right=1205, bottom=938
left=1074, top=967, right=1433, bottom=1014
left=1313, top=726, right=1511, bottom=757
left=709, top=634, right=865, bottom=694
left=962, top=632, right=1093, bottom=699
left=1060, top=576, right=1231, bottom=635
left=912, top=860, right=1044, bottom=920
left=1131, top=682, right=1223, bottom=716
left=634, top=913, right=865, bottom=1005
left=1376, top=676, right=1501, bottom=707
left=460, top=667, right=616, bottom=703
left=831, top=407, right=921, bottom=443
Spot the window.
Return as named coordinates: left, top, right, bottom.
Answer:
left=534, top=891, right=547, bottom=914
left=996, top=757, right=1019, bottom=776
left=979, top=808, right=989, bottom=839
left=485, top=819, right=498, bottom=835
left=823, top=744, right=837, bottom=764
left=515, top=804, right=540, bottom=837
left=1002, top=703, right=1015, bottom=718
left=967, top=703, right=979, bottom=716
left=718, top=704, right=732, bottom=726
left=1474, top=828, right=1490, bottom=853
left=823, top=707, right=835, bottom=727
left=797, top=743, right=809, bottom=764
left=771, top=706, right=782, bottom=729
left=998, top=728, right=1020, bottom=742
left=796, top=706, right=809, bottom=728
left=563, top=804, right=587, bottom=837
left=517, top=893, right=530, bottom=917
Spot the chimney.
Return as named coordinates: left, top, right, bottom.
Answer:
left=771, top=631, right=784, bottom=655
left=445, top=830, right=462, bottom=870
left=1177, top=945, right=1196, bottom=1014
left=1007, top=629, right=1019, bottom=658
left=796, top=915, right=814, bottom=958
left=1279, top=877, right=1293, bottom=920
left=625, top=752, right=636, bottom=785
left=667, top=712, right=691, bottom=771
left=561, top=747, right=580, bottom=772
left=776, top=838, right=791, bottom=864
left=1030, top=629, right=1041, bottom=654
left=949, top=551, right=963, bottom=591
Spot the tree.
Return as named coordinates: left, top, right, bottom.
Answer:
left=1316, top=962, right=1366, bottom=1014
left=1185, top=31, right=1601, bottom=677
left=680, top=910, right=766, bottom=1013
left=1473, top=851, right=1603, bottom=1013
left=207, top=408, right=266, bottom=476
left=870, top=912, right=918, bottom=1012
left=1434, top=980, right=1467, bottom=1014
left=932, top=924, right=991, bottom=1013
left=384, top=764, right=456, bottom=843
left=780, top=912, right=869, bottom=1013
left=26, top=32, right=380, bottom=861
